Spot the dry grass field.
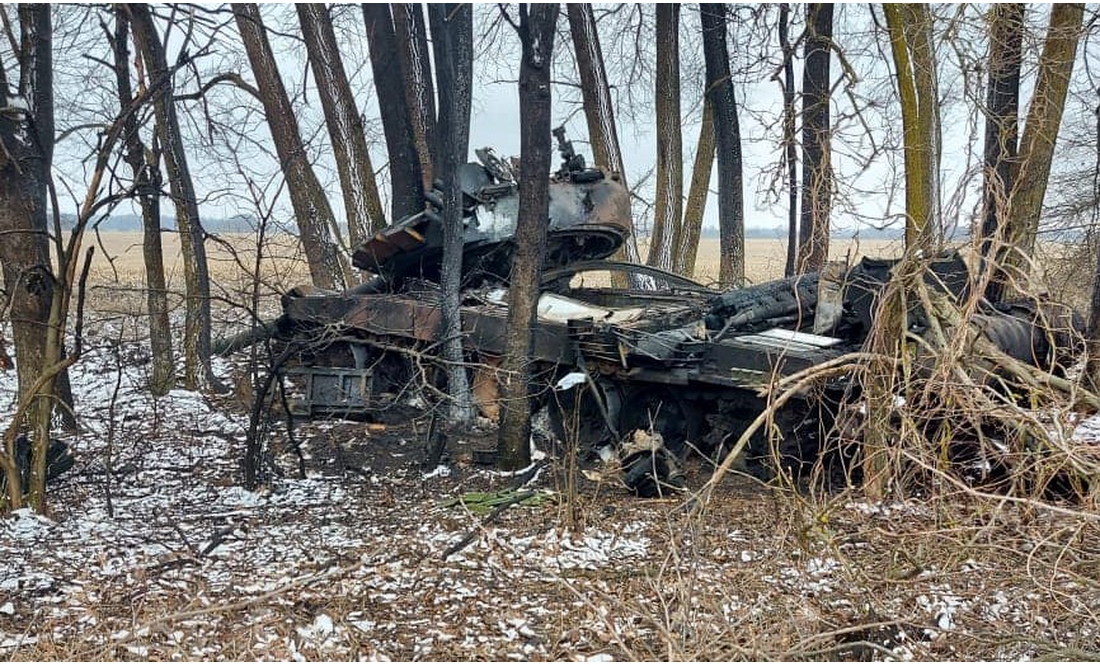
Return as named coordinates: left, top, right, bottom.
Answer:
left=82, top=230, right=901, bottom=289
left=72, top=229, right=1093, bottom=327
left=654, top=236, right=902, bottom=286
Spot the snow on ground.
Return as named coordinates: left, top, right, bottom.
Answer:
left=1072, top=412, right=1100, bottom=443
left=2, top=328, right=1099, bottom=659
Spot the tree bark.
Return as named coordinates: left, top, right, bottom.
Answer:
left=298, top=3, right=387, bottom=248
left=884, top=3, right=940, bottom=252
left=0, top=5, right=53, bottom=410
left=567, top=4, right=645, bottom=286
left=1000, top=3, right=1084, bottom=289
left=111, top=9, right=174, bottom=396
left=978, top=3, right=1023, bottom=303
left=0, top=6, right=57, bottom=507
left=796, top=3, right=833, bottom=274
left=0, top=332, right=11, bottom=371
left=673, top=100, right=715, bottom=278
left=1086, top=93, right=1100, bottom=389
left=864, top=3, right=944, bottom=500
left=647, top=4, right=682, bottom=272
left=700, top=3, right=744, bottom=287
left=361, top=3, right=424, bottom=220
left=6, top=4, right=156, bottom=508
left=427, top=3, right=474, bottom=425
left=497, top=3, right=558, bottom=471
left=129, top=3, right=217, bottom=390
left=428, top=4, right=473, bottom=162
left=392, top=3, right=437, bottom=191
left=780, top=3, right=798, bottom=278
left=233, top=3, right=348, bottom=290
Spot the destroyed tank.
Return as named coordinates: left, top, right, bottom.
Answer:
left=245, top=130, right=1084, bottom=497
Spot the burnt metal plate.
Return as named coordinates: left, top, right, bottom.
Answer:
left=285, top=367, right=374, bottom=417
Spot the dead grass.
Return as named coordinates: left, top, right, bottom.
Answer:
left=6, top=232, right=1096, bottom=660
left=81, top=231, right=901, bottom=295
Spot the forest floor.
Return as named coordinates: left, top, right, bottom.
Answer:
left=3, top=316, right=1100, bottom=661
left=3, top=240, right=1099, bottom=661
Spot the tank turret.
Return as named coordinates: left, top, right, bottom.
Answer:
left=351, top=128, right=632, bottom=285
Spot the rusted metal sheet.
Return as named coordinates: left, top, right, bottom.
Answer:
left=285, top=293, right=575, bottom=364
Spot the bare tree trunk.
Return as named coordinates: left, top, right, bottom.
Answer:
left=427, top=3, right=474, bottom=425
left=497, top=3, right=558, bottom=471
left=298, top=3, right=387, bottom=248
left=0, top=333, right=11, bottom=371
left=647, top=4, right=682, bottom=272
left=129, top=3, right=217, bottom=390
left=21, top=3, right=66, bottom=432
left=361, top=3, right=424, bottom=220
left=393, top=3, right=437, bottom=191
left=1001, top=3, right=1084, bottom=288
left=567, top=4, right=644, bottom=286
left=884, top=3, right=940, bottom=251
left=0, top=55, right=51, bottom=408
left=863, top=3, right=943, bottom=500
left=796, top=3, right=833, bottom=274
left=429, top=4, right=473, bottom=162
left=978, top=3, right=1023, bottom=303
left=0, top=6, right=63, bottom=505
left=780, top=3, right=798, bottom=278
left=700, top=3, right=744, bottom=288
left=4, top=4, right=153, bottom=509
left=1086, top=93, right=1100, bottom=389
left=233, top=3, right=348, bottom=290
left=673, top=100, right=715, bottom=278
left=111, top=10, right=174, bottom=396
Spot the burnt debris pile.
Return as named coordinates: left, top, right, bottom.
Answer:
left=219, top=134, right=1088, bottom=500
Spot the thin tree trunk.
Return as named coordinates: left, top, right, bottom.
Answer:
left=796, top=3, right=833, bottom=274
left=567, top=4, right=645, bottom=286
left=392, top=3, right=437, bottom=191
left=427, top=3, right=474, bottom=425
left=129, top=3, right=217, bottom=390
left=780, top=3, right=798, bottom=278
left=1086, top=92, right=1100, bottom=389
left=647, top=4, right=682, bottom=272
left=429, top=4, right=473, bottom=162
left=497, top=3, right=558, bottom=471
left=673, top=100, right=715, bottom=278
left=234, top=3, right=348, bottom=290
left=0, top=5, right=53, bottom=413
left=0, top=332, right=11, bottom=371
left=298, top=3, right=387, bottom=248
left=0, top=6, right=51, bottom=506
left=884, top=3, right=940, bottom=251
left=361, top=3, right=424, bottom=220
left=700, top=3, right=744, bottom=288
left=111, top=10, right=174, bottom=396
left=864, top=3, right=943, bottom=501
left=978, top=3, right=1023, bottom=303
left=1000, top=3, right=1084, bottom=288
left=567, top=4, right=624, bottom=179
left=9, top=4, right=146, bottom=508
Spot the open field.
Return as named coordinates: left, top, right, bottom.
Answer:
left=82, top=230, right=902, bottom=287
left=73, top=231, right=905, bottom=325
left=81, top=230, right=1095, bottom=312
